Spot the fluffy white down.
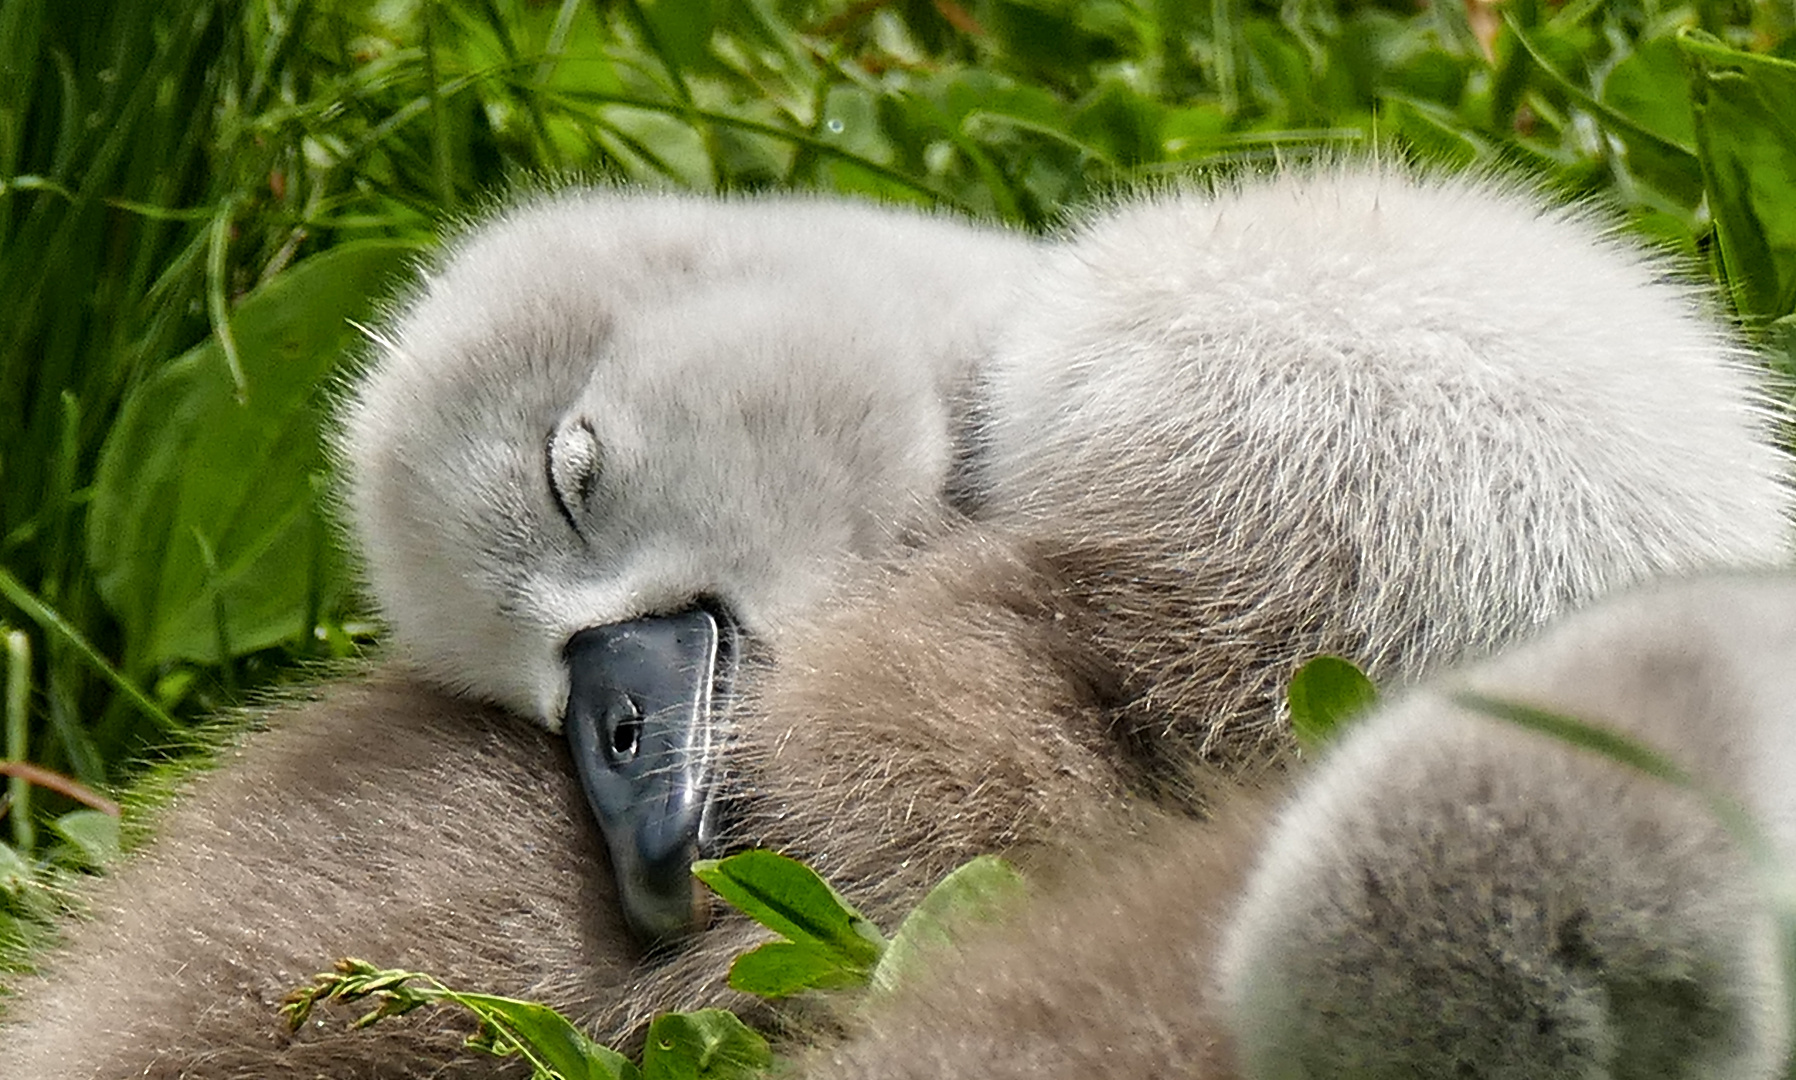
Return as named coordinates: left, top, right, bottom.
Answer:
left=983, top=168, right=1790, bottom=671
left=339, top=191, right=1036, bottom=725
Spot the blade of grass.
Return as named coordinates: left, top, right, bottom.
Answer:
left=206, top=195, right=249, bottom=404
left=420, top=2, right=459, bottom=211
left=0, top=566, right=179, bottom=740
left=0, top=761, right=118, bottom=818
left=4, top=628, right=32, bottom=851
left=1453, top=691, right=1767, bottom=859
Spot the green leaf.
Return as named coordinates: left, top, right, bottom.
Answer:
left=282, top=961, right=636, bottom=1080
left=634, top=0, right=716, bottom=77
left=870, top=855, right=1026, bottom=997
left=1599, top=35, right=1704, bottom=207
left=1287, top=655, right=1377, bottom=753
left=1069, top=80, right=1161, bottom=168
left=725, top=941, right=867, bottom=998
left=1678, top=30, right=1796, bottom=325
left=1604, top=36, right=1697, bottom=150
left=87, top=241, right=419, bottom=672
left=640, top=1009, right=771, bottom=1080
left=1503, top=16, right=1696, bottom=172
left=983, top=0, right=1090, bottom=81
left=692, top=851, right=885, bottom=971
left=1159, top=104, right=1230, bottom=160
left=818, top=85, right=895, bottom=166
left=449, top=991, right=637, bottom=1080
left=51, top=808, right=119, bottom=868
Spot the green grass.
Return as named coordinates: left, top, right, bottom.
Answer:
left=2, top=0, right=1795, bottom=945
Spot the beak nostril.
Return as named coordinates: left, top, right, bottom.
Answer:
left=607, top=696, right=643, bottom=760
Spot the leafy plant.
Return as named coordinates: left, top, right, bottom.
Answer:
left=87, top=240, right=418, bottom=674
left=283, top=958, right=754, bottom=1080
left=286, top=847, right=1025, bottom=1079
left=1286, top=654, right=1377, bottom=753
left=696, top=850, right=888, bottom=996
left=1679, top=30, right=1796, bottom=332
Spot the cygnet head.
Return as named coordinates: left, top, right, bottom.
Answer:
left=1218, top=573, right=1796, bottom=1080
left=337, top=189, right=1032, bottom=942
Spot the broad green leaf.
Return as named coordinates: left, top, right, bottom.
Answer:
left=641, top=1009, right=770, bottom=1080
left=1604, top=36, right=1697, bottom=149
left=635, top=0, right=716, bottom=76
left=87, top=241, right=419, bottom=672
left=1600, top=35, right=1704, bottom=207
left=1243, top=19, right=1322, bottom=119
left=983, top=0, right=1090, bottom=81
left=1361, top=12, right=1470, bottom=106
left=596, top=107, right=716, bottom=189
left=1069, top=80, right=1161, bottom=168
left=818, top=85, right=895, bottom=166
left=452, top=991, right=636, bottom=1080
left=692, top=851, right=885, bottom=970
left=726, top=941, right=867, bottom=998
left=927, top=70, right=1065, bottom=134
left=1287, top=655, right=1377, bottom=753
left=811, top=86, right=906, bottom=200
left=1679, top=30, right=1796, bottom=325
left=870, top=855, right=1026, bottom=998
left=1159, top=104, right=1230, bottom=160
left=1507, top=17, right=1697, bottom=173
left=50, top=809, right=119, bottom=868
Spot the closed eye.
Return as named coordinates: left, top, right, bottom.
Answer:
left=546, top=418, right=602, bottom=537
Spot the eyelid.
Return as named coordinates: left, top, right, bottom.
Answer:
left=546, top=418, right=601, bottom=538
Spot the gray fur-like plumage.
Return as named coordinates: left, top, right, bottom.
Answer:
left=800, top=573, right=1796, bottom=1080
left=0, top=674, right=636, bottom=1079
left=798, top=795, right=1271, bottom=1080
left=1218, top=571, right=1796, bottom=1080
left=2, top=168, right=1791, bottom=1078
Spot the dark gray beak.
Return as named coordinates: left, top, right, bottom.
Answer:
left=562, top=605, right=737, bottom=946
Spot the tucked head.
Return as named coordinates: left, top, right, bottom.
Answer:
left=337, top=189, right=1031, bottom=941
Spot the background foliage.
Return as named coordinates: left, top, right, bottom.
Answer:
left=2, top=0, right=1795, bottom=942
